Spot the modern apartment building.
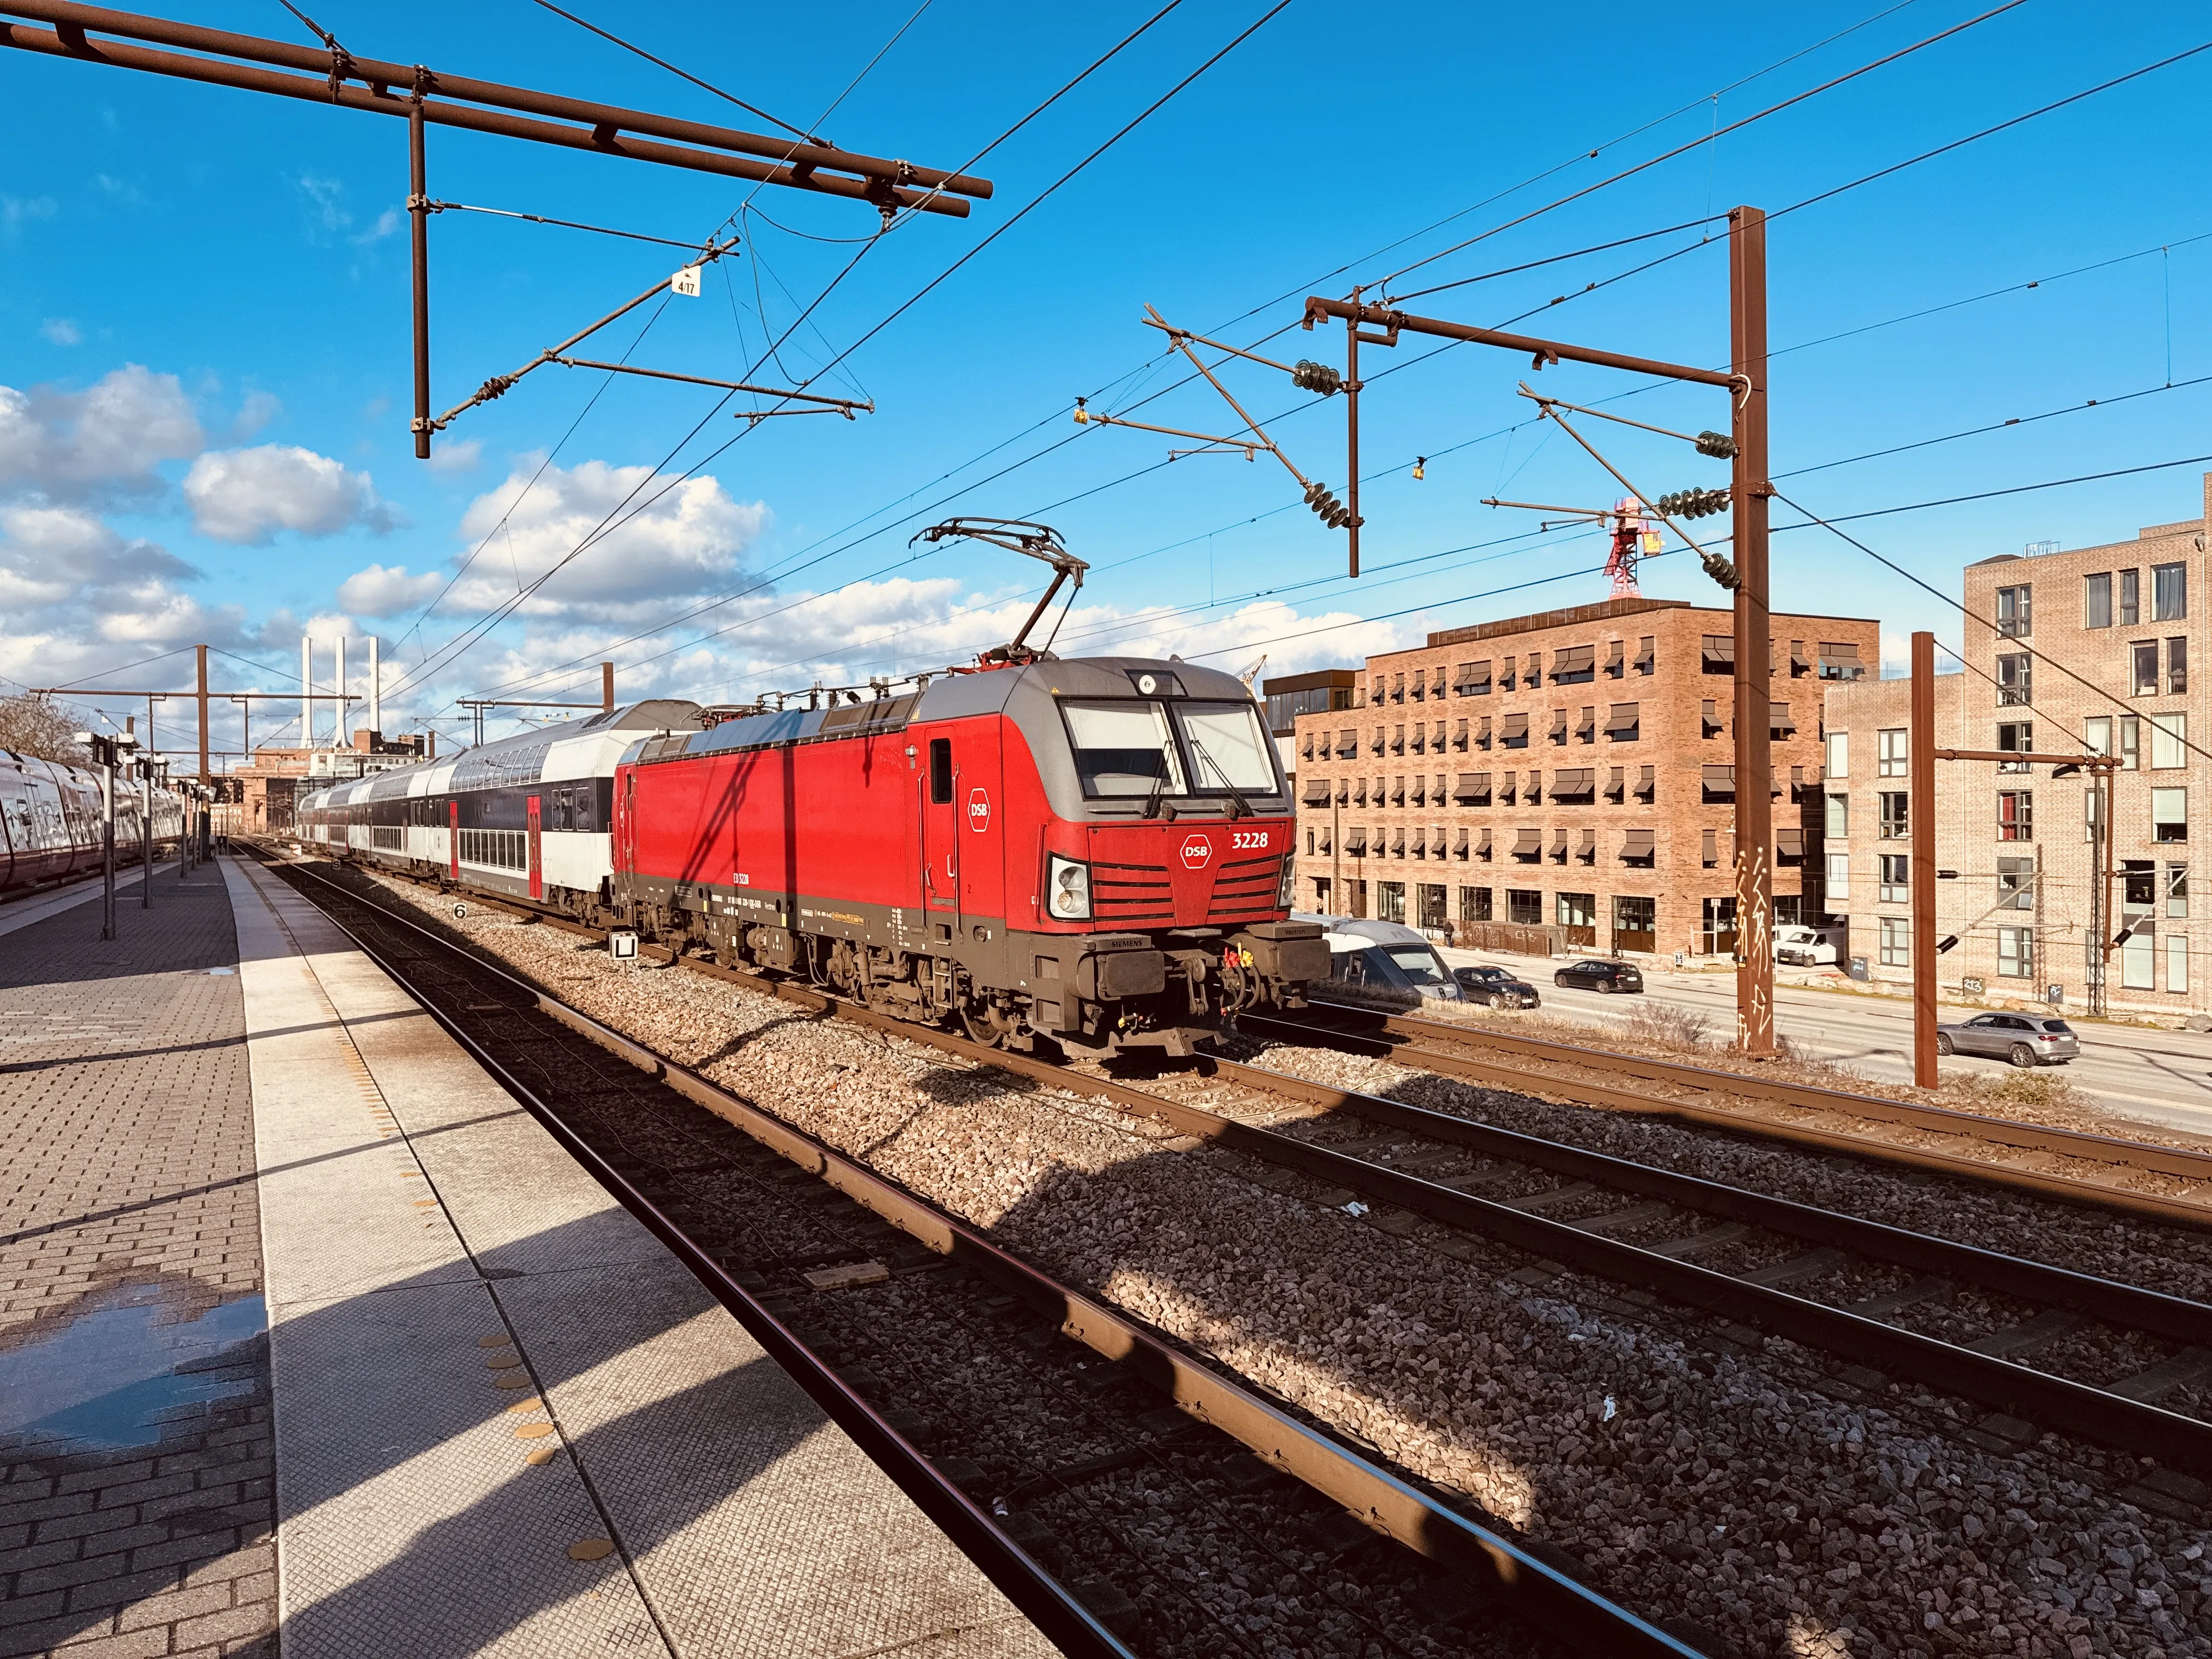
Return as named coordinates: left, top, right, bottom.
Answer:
left=1289, top=595, right=1880, bottom=957
left=1829, top=476, right=2212, bottom=1015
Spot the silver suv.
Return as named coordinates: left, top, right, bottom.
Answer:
left=1934, top=1012, right=2080, bottom=1067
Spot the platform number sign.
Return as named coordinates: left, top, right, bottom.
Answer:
left=669, top=264, right=703, bottom=297
left=967, top=787, right=991, bottom=832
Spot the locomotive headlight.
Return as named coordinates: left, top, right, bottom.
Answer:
left=1134, top=673, right=1158, bottom=695
left=1046, top=853, right=1092, bottom=920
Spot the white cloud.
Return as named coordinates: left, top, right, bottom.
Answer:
left=425, top=437, right=481, bottom=475
left=38, top=318, right=81, bottom=346
left=229, top=388, right=281, bottom=439
left=337, top=562, right=443, bottom=617
left=183, top=444, right=402, bottom=544
left=452, top=458, right=765, bottom=623
left=0, top=364, right=205, bottom=504
left=1, top=195, right=57, bottom=236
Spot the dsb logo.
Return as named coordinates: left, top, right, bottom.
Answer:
left=1180, top=834, right=1212, bottom=870
left=967, top=787, right=991, bottom=832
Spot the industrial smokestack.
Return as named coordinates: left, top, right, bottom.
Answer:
left=335, top=636, right=348, bottom=747
left=369, top=636, right=381, bottom=738
left=301, top=635, right=312, bottom=749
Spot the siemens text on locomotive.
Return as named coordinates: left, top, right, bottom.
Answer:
left=296, top=656, right=1329, bottom=1054
left=1, top=750, right=187, bottom=895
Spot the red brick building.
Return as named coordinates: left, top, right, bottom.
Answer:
left=1290, top=596, right=1879, bottom=958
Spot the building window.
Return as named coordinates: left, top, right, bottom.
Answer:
left=1996, top=927, right=2034, bottom=979
left=1996, top=720, right=2032, bottom=773
left=1615, top=895, right=1656, bottom=948
left=1378, top=880, right=1406, bottom=922
left=1997, top=856, right=2034, bottom=910
left=2152, top=713, right=2187, bottom=770
left=2154, top=560, right=2187, bottom=622
left=1461, top=885, right=1492, bottom=922
left=1419, top=883, right=1447, bottom=929
left=1702, top=828, right=1719, bottom=870
left=2084, top=715, right=2112, bottom=760
left=1879, top=916, right=1910, bottom=967
left=1996, top=653, right=2032, bottom=706
left=1877, top=728, right=1907, bottom=776
left=1506, top=889, right=1543, bottom=927
left=2169, top=636, right=2189, bottom=696
left=1825, top=793, right=1849, bottom=837
left=2123, top=860, right=2155, bottom=912
left=1825, top=851, right=1850, bottom=900
left=1995, top=583, right=2031, bottom=637
left=2170, top=932, right=2190, bottom=995
left=1878, top=854, right=1909, bottom=904
left=2133, top=642, right=2160, bottom=696
left=2122, top=928, right=2154, bottom=990
left=1311, top=876, right=1331, bottom=909
left=2168, top=864, right=2190, bottom=919
left=2154, top=787, right=2188, bottom=843
left=1825, top=731, right=1848, bottom=778
left=2085, top=571, right=2112, bottom=629
left=1556, top=891, right=1595, bottom=929
left=2120, top=567, right=2140, bottom=627
left=1878, top=792, right=1908, bottom=838
left=2120, top=714, right=2140, bottom=770
left=1997, top=790, right=2033, bottom=841
left=1634, top=636, right=1656, bottom=676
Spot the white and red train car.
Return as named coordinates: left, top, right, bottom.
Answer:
left=0, top=750, right=187, bottom=896
left=297, top=656, right=1326, bottom=1055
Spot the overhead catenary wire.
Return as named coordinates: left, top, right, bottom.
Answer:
left=523, top=0, right=820, bottom=142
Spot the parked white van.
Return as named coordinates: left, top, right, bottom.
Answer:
left=1775, top=923, right=1846, bottom=967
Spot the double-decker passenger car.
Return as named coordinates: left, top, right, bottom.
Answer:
left=297, top=657, right=1326, bottom=1056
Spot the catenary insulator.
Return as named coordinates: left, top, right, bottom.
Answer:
left=1291, top=359, right=1342, bottom=396
left=1695, top=429, right=1737, bottom=459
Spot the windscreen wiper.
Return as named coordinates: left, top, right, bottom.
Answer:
left=1142, top=744, right=1178, bottom=821
left=1189, top=740, right=1251, bottom=820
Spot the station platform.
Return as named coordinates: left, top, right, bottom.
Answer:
left=0, top=858, right=1053, bottom=1659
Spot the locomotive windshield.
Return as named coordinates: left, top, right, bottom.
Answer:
left=1175, top=702, right=1276, bottom=794
left=1060, top=700, right=1189, bottom=797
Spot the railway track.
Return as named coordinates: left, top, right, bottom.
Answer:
left=1247, top=1001, right=2212, bottom=1229
left=270, top=846, right=2212, bottom=1506
left=251, top=847, right=1709, bottom=1659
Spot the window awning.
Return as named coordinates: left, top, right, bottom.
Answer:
left=1454, top=827, right=1470, bottom=848
left=1455, top=772, right=1490, bottom=802
left=1770, top=701, right=1796, bottom=732
left=1606, top=703, right=1640, bottom=733
left=1553, top=644, right=1595, bottom=675
left=1701, top=634, right=1735, bottom=667
left=1301, top=777, right=1331, bottom=804
left=1702, top=764, right=1736, bottom=788
left=1639, top=764, right=1655, bottom=785
left=1549, top=828, right=1570, bottom=851
left=1317, top=830, right=1333, bottom=853
left=1621, top=828, right=1656, bottom=858
left=1819, top=641, right=1866, bottom=675
left=1551, top=768, right=1595, bottom=794
left=1390, top=831, right=1406, bottom=852
left=1500, top=712, right=1529, bottom=738
left=1345, top=831, right=1367, bottom=855
left=1431, top=828, right=1448, bottom=851
left=1511, top=827, right=1543, bottom=855
left=1790, top=640, right=1810, bottom=672
left=1579, top=828, right=1596, bottom=850
left=1454, top=661, right=1489, bottom=691
left=1606, top=639, right=1625, bottom=667
left=1776, top=826, right=1804, bottom=854
left=1549, top=711, right=1568, bottom=736
left=1477, top=827, right=1494, bottom=855
left=1633, top=638, right=1655, bottom=669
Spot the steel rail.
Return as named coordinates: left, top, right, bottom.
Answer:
left=1260, top=1002, right=2212, bottom=1226
left=255, top=850, right=1705, bottom=1659
left=0, top=15, right=973, bottom=216
left=0, top=1, right=990, bottom=200
left=267, top=846, right=2212, bottom=1476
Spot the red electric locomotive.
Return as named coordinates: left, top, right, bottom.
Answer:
left=613, top=650, right=1327, bottom=1054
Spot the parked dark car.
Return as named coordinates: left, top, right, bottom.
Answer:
left=1453, top=965, right=1541, bottom=1009
left=1551, top=958, right=1645, bottom=994
left=1935, top=1012, right=2080, bottom=1066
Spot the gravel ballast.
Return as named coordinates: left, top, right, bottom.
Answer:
left=363, top=870, right=2212, bottom=1659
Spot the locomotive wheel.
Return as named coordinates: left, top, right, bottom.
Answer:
left=959, top=1005, right=1009, bottom=1049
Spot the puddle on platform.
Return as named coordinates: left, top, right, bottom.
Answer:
left=0, top=1290, right=266, bottom=1453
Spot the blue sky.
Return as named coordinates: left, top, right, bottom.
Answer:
left=3, top=0, right=2208, bottom=757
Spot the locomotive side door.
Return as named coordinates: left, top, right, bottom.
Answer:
left=919, top=734, right=961, bottom=933
left=526, top=793, right=543, bottom=900
left=448, top=800, right=460, bottom=881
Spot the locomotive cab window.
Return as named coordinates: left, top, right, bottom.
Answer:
left=1060, top=700, right=1187, bottom=797
left=1173, top=702, right=1277, bottom=795
left=929, top=738, right=954, bottom=804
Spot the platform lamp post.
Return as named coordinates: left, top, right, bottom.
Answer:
left=74, top=730, right=136, bottom=940
left=136, top=753, right=155, bottom=907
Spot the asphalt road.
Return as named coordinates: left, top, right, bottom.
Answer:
left=1432, top=945, right=2212, bottom=1137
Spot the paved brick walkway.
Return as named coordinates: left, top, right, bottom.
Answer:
left=0, top=871, right=276, bottom=1659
